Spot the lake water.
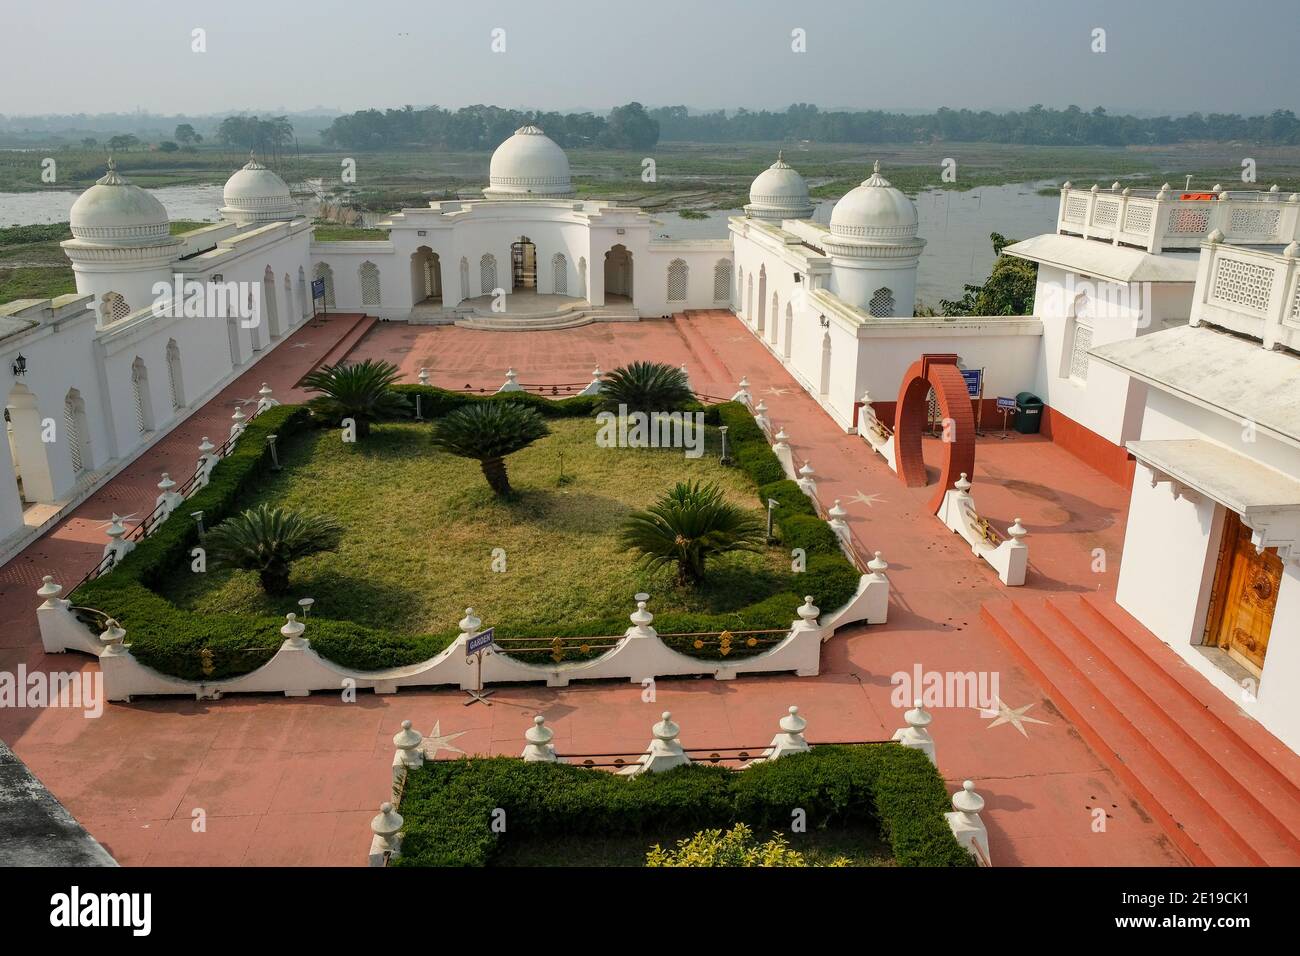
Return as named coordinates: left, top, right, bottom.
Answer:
left=0, top=180, right=1061, bottom=303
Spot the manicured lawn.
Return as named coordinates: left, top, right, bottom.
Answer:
left=311, top=223, right=390, bottom=241
left=159, top=418, right=792, bottom=636
left=0, top=265, right=76, bottom=304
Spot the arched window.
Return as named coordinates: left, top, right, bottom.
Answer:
left=459, top=257, right=470, bottom=301
left=480, top=253, right=498, bottom=295
left=552, top=253, right=568, bottom=295
left=737, top=266, right=744, bottom=314
left=667, top=259, right=688, bottom=302
left=131, top=357, right=154, bottom=434
left=783, top=302, right=793, bottom=359
left=578, top=257, right=587, bottom=298
left=770, top=291, right=779, bottom=343
left=284, top=274, right=294, bottom=326
left=100, top=292, right=130, bottom=324
left=263, top=265, right=281, bottom=337
left=63, top=388, right=91, bottom=476
left=166, top=339, right=185, bottom=410
left=360, top=261, right=381, bottom=306
left=297, top=266, right=309, bottom=319
left=819, top=333, right=832, bottom=397
left=313, top=262, right=336, bottom=307
left=247, top=287, right=263, bottom=351
left=869, top=287, right=895, bottom=318
left=713, top=259, right=732, bottom=302
left=746, top=273, right=753, bottom=318
left=757, top=265, right=767, bottom=333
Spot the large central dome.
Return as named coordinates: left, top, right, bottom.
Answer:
left=829, top=161, right=919, bottom=240
left=483, top=125, right=573, bottom=199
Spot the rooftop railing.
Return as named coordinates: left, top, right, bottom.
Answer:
left=1056, top=182, right=1300, bottom=254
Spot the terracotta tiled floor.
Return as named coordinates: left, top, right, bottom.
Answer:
left=0, top=311, right=1188, bottom=866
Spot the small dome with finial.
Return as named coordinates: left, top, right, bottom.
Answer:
left=221, top=151, right=297, bottom=224
left=829, top=160, right=919, bottom=240
left=746, top=150, right=814, bottom=220
left=67, top=158, right=173, bottom=246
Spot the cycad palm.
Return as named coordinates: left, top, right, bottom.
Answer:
left=430, top=401, right=551, bottom=496
left=600, top=361, right=694, bottom=415
left=301, top=358, right=409, bottom=437
left=622, top=480, right=764, bottom=585
left=204, top=503, right=343, bottom=595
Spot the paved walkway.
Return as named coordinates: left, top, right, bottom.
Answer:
left=0, top=311, right=1188, bottom=866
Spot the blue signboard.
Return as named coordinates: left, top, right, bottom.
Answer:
left=996, top=396, right=1017, bottom=412
left=467, top=627, right=495, bottom=655
left=311, top=278, right=326, bottom=300
left=960, top=368, right=982, bottom=397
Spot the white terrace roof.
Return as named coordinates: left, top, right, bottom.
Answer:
left=1090, top=323, right=1300, bottom=447
left=1003, top=234, right=1199, bottom=284
left=1127, top=439, right=1300, bottom=515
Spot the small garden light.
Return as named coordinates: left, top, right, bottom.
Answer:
left=267, top=434, right=281, bottom=470
left=190, top=510, right=204, bottom=536
left=719, top=425, right=732, bottom=466
left=298, top=597, right=315, bottom=620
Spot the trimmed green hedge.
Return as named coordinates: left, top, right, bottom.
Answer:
left=395, top=744, right=974, bottom=868
left=70, top=399, right=863, bottom=680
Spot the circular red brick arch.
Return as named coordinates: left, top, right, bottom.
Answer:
left=891, top=353, right=976, bottom=513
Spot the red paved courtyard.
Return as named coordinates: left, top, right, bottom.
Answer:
left=0, top=308, right=1247, bottom=866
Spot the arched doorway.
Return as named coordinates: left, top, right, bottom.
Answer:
left=411, top=247, right=442, bottom=304
left=604, top=244, right=632, bottom=300
left=511, top=236, right=536, bottom=290
left=892, top=353, right=976, bottom=513
left=5, top=384, right=56, bottom=503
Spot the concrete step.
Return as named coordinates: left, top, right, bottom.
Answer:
left=1018, top=596, right=1300, bottom=865
left=981, top=596, right=1290, bottom=866
left=295, top=313, right=378, bottom=384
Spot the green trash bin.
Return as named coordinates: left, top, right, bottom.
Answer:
left=1014, top=392, right=1043, bottom=434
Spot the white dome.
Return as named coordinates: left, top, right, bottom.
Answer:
left=483, top=125, right=573, bottom=199
left=829, top=161, right=918, bottom=240
left=68, top=160, right=172, bottom=246
left=221, top=154, right=297, bottom=223
left=745, top=152, right=813, bottom=220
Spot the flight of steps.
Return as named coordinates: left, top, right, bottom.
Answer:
left=673, top=310, right=738, bottom=392
left=453, top=301, right=639, bottom=331
left=981, top=592, right=1300, bottom=866
left=294, top=313, right=378, bottom=385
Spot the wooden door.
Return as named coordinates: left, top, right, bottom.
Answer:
left=1206, top=511, right=1282, bottom=675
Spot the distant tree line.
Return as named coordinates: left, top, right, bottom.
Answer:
left=648, top=103, right=1300, bottom=146
left=320, top=103, right=660, bottom=150
left=320, top=101, right=1300, bottom=149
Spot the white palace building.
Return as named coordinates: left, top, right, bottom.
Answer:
left=2, top=126, right=1299, bottom=749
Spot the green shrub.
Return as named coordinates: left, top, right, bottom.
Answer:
left=394, top=744, right=973, bottom=868
left=390, top=384, right=599, bottom=419
left=759, top=479, right=817, bottom=520
left=779, top=514, right=843, bottom=556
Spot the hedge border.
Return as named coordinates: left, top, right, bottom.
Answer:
left=394, top=743, right=975, bottom=868
left=70, top=399, right=862, bottom=681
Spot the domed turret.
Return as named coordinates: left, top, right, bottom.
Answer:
left=745, top=151, right=813, bottom=220
left=62, top=159, right=183, bottom=324
left=823, top=162, right=925, bottom=318
left=68, top=159, right=173, bottom=247
left=221, top=153, right=297, bottom=225
left=483, top=126, right=573, bottom=199
left=829, top=161, right=918, bottom=240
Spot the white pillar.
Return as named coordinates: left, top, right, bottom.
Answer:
left=620, top=711, right=691, bottom=776
left=945, top=780, right=991, bottom=866
left=522, top=715, right=558, bottom=762
left=892, top=698, right=936, bottom=765
left=368, top=802, right=404, bottom=866
left=758, top=706, right=811, bottom=762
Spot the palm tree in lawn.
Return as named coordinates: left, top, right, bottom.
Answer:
left=600, top=361, right=694, bottom=415
left=300, top=358, right=409, bottom=438
left=430, top=401, right=550, bottom=497
left=204, top=503, right=343, bottom=595
left=622, top=480, right=765, bottom=586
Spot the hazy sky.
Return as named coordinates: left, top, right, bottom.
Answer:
left=2, top=0, right=1296, bottom=116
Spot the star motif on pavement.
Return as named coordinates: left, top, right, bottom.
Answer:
left=289, top=342, right=313, bottom=349
left=847, top=491, right=887, bottom=507
left=421, top=720, right=468, bottom=758
left=979, top=698, right=1049, bottom=737
left=765, top=386, right=793, bottom=396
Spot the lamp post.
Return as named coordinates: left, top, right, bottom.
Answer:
left=266, top=434, right=281, bottom=470
left=719, top=425, right=732, bottom=466
left=298, top=597, right=315, bottom=621
left=766, top=497, right=778, bottom=543
left=190, top=510, right=205, bottom=537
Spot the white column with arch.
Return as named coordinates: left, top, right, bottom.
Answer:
left=5, top=384, right=58, bottom=503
